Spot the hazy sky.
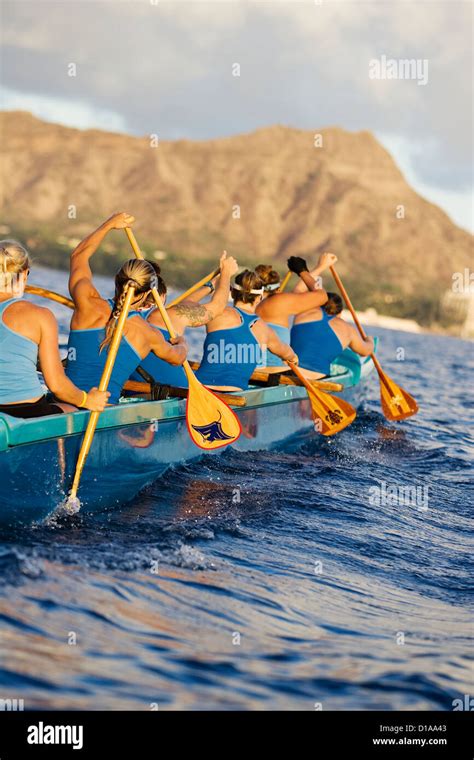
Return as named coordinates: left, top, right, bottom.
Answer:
left=1, top=0, right=472, bottom=230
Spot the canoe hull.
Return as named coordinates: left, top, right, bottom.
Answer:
left=0, top=350, right=374, bottom=527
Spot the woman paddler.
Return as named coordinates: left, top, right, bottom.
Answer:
left=290, top=279, right=374, bottom=380
left=65, top=213, right=187, bottom=403
left=195, top=270, right=298, bottom=391
left=129, top=251, right=238, bottom=389
left=0, top=240, right=109, bottom=418
left=254, top=252, right=337, bottom=372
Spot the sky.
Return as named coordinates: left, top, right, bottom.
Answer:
left=1, top=0, right=472, bottom=231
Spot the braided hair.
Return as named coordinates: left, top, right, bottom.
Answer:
left=99, top=259, right=157, bottom=352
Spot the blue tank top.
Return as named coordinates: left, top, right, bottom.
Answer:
left=256, top=322, right=290, bottom=368
left=65, top=301, right=144, bottom=404
left=130, top=326, right=188, bottom=388
left=290, top=310, right=343, bottom=376
left=0, top=298, right=44, bottom=403
left=196, top=308, right=261, bottom=389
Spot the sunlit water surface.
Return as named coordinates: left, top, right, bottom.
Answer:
left=0, top=267, right=472, bottom=710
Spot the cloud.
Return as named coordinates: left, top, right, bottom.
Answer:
left=1, top=0, right=472, bottom=203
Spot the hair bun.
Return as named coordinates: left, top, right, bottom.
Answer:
left=255, top=263, right=280, bottom=287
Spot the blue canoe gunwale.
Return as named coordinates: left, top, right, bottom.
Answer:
left=0, top=344, right=376, bottom=452
left=0, top=347, right=376, bottom=526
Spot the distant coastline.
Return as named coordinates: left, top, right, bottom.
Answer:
left=344, top=308, right=421, bottom=334
left=344, top=308, right=473, bottom=339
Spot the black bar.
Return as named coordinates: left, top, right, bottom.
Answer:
left=0, top=710, right=471, bottom=757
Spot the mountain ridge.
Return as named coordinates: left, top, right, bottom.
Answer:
left=0, top=110, right=471, bottom=326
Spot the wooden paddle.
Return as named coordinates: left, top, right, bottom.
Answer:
left=26, top=284, right=74, bottom=309
left=65, top=285, right=137, bottom=512
left=250, top=369, right=344, bottom=393
left=168, top=267, right=220, bottom=307
left=330, top=266, right=418, bottom=421
left=288, top=361, right=356, bottom=436
left=123, top=379, right=247, bottom=407
left=124, top=227, right=242, bottom=449
left=279, top=271, right=292, bottom=292
left=187, top=361, right=344, bottom=393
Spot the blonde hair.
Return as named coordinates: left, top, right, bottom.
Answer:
left=0, top=240, right=30, bottom=295
left=100, top=259, right=157, bottom=352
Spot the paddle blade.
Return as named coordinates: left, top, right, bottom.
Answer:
left=307, top=385, right=357, bottom=436
left=185, top=372, right=242, bottom=450
left=378, top=372, right=419, bottom=421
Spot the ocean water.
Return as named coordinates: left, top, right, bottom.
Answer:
left=0, top=267, right=472, bottom=710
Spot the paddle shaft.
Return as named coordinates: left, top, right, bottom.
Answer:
left=26, top=284, right=74, bottom=309
left=187, top=361, right=344, bottom=393
left=123, top=380, right=246, bottom=407
left=124, top=228, right=201, bottom=388
left=287, top=361, right=320, bottom=396
left=329, top=266, right=385, bottom=378
left=279, top=271, right=292, bottom=292
left=125, top=228, right=179, bottom=339
left=250, top=369, right=344, bottom=393
left=168, top=268, right=220, bottom=307
left=68, top=286, right=136, bottom=501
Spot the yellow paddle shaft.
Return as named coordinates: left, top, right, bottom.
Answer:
left=168, top=268, right=220, bottom=307
left=68, top=286, right=136, bottom=501
left=288, top=361, right=319, bottom=396
left=279, top=271, right=292, bottom=292
left=187, top=361, right=344, bottom=393
left=330, top=266, right=385, bottom=378
left=26, top=284, right=74, bottom=309
left=251, top=369, right=344, bottom=393
left=125, top=228, right=179, bottom=339
left=124, top=228, right=198, bottom=387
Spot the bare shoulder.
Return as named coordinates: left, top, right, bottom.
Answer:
left=197, top=304, right=234, bottom=333
left=34, top=303, right=55, bottom=319
left=258, top=293, right=286, bottom=315
left=71, top=277, right=103, bottom=304
left=331, top=315, right=350, bottom=331
left=129, top=315, right=163, bottom=342
left=209, top=304, right=239, bottom=327
left=7, top=300, right=54, bottom=321
left=4, top=301, right=58, bottom=343
left=172, top=300, right=210, bottom=326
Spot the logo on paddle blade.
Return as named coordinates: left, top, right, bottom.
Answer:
left=325, top=408, right=343, bottom=426
left=192, top=412, right=235, bottom=443
left=388, top=395, right=404, bottom=408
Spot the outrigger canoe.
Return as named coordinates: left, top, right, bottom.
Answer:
left=0, top=346, right=376, bottom=528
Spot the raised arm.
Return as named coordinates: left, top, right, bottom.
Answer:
left=272, top=289, right=329, bottom=314
left=38, top=308, right=109, bottom=410
left=69, top=212, right=135, bottom=298
left=290, top=253, right=338, bottom=293
left=167, top=252, right=238, bottom=329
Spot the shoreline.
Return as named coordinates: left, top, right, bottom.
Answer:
left=343, top=308, right=471, bottom=340
left=343, top=308, right=422, bottom=334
